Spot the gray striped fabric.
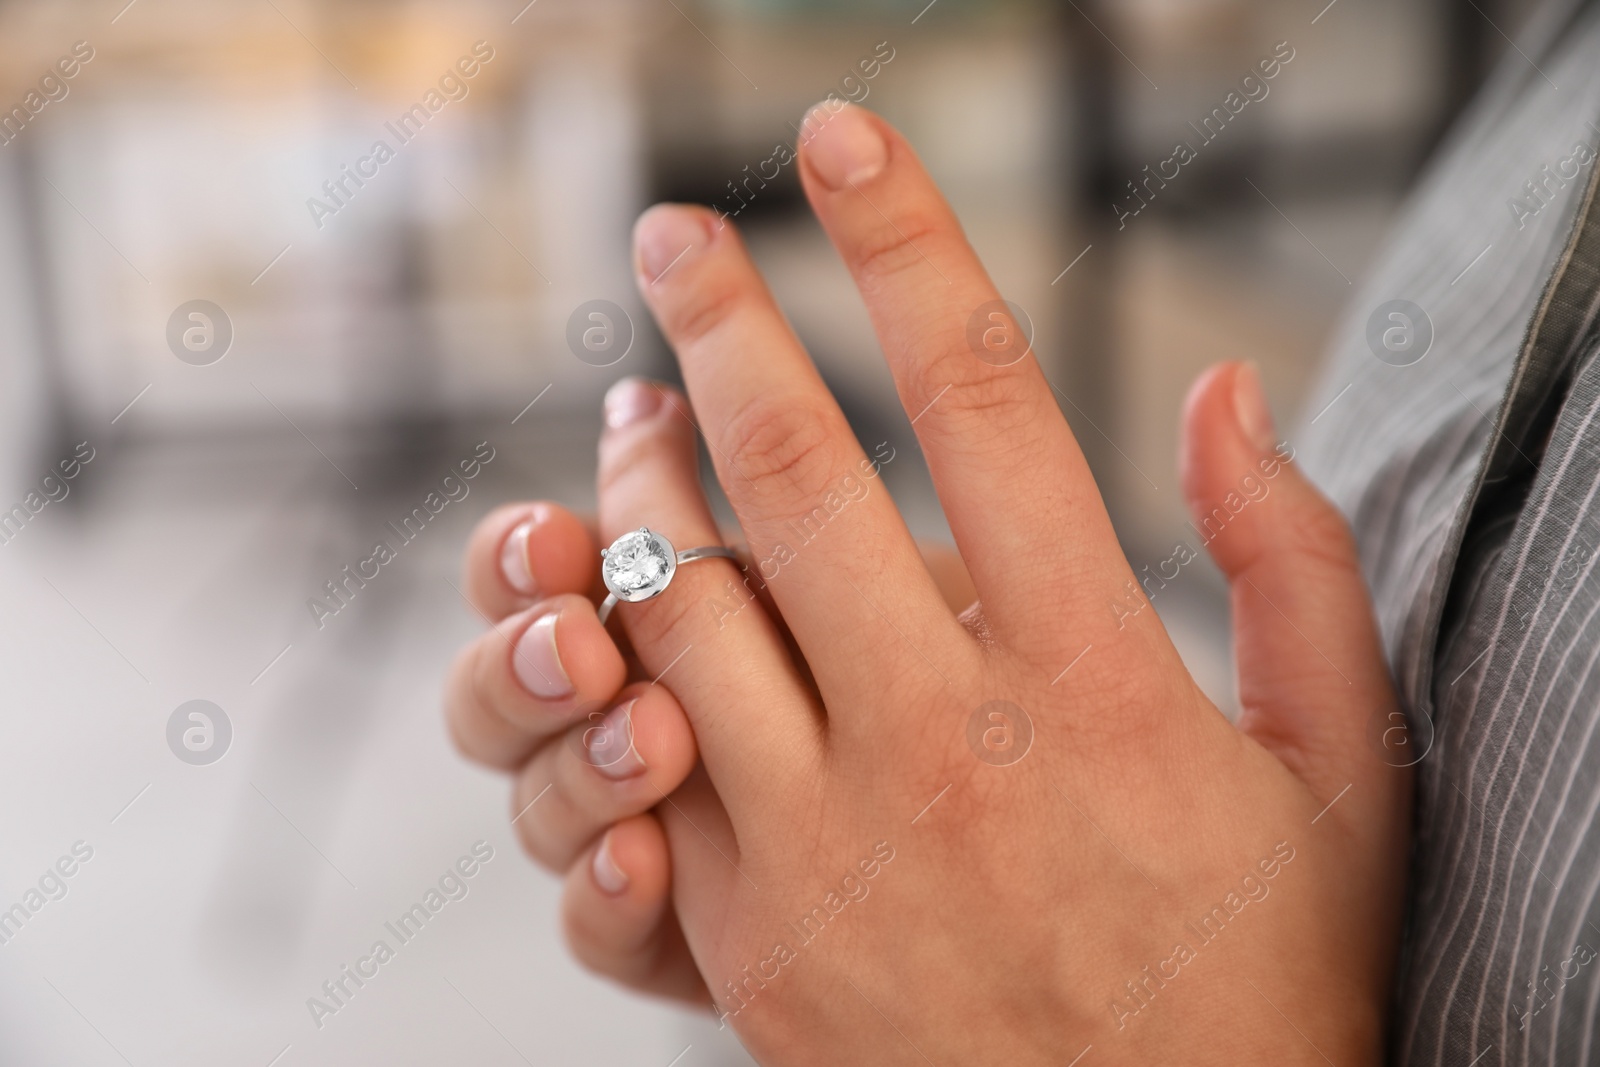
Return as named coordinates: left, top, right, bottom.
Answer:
left=1297, top=2, right=1600, bottom=1062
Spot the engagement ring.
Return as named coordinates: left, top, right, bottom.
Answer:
left=597, top=527, right=737, bottom=624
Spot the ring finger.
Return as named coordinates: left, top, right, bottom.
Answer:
left=597, top=378, right=824, bottom=814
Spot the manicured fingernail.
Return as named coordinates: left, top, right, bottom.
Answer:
left=500, top=518, right=539, bottom=596
left=513, top=613, right=573, bottom=699
left=593, top=831, right=629, bottom=895
left=1233, top=362, right=1277, bottom=454
left=587, top=700, right=646, bottom=780
left=635, top=205, right=711, bottom=281
left=604, top=378, right=662, bottom=430
left=801, top=101, right=887, bottom=190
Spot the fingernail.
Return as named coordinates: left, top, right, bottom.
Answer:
left=605, top=378, right=662, bottom=430
left=801, top=101, right=887, bottom=190
left=586, top=700, right=646, bottom=780
left=500, top=517, right=539, bottom=596
left=592, top=831, right=629, bottom=895
left=513, top=613, right=573, bottom=700
left=1233, top=362, right=1278, bottom=454
left=635, top=205, right=711, bottom=281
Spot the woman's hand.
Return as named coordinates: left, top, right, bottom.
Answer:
left=445, top=501, right=976, bottom=1003
left=448, top=100, right=1411, bottom=1064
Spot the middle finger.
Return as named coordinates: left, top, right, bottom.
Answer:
left=630, top=205, right=974, bottom=706
left=797, top=102, right=1130, bottom=659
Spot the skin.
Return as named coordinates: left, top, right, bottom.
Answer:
left=444, top=101, right=1411, bottom=1063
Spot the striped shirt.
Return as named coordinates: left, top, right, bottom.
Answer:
left=1298, top=1, right=1600, bottom=1062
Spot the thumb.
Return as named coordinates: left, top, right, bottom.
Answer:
left=1179, top=362, right=1404, bottom=806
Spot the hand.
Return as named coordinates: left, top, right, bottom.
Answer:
left=444, top=501, right=976, bottom=1002
left=559, top=100, right=1407, bottom=1063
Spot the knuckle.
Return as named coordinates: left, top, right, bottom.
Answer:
left=459, top=645, right=502, bottom=750
left=914, top=358, right=1041, bottom=454
left=1292, top=496, right=1361, bottom=575
left=512, top=782, right=570, bottom=872
left=443, top=698, right=511, bottom=770
left=562, top=904, right=637, bottom=982
left=937, top=365, right=1038, bottom=429
left=720, top=392, right=844, bottom=506
left=598, top=433, right=672, bottom=502
left=623, top=564, right=733, bottom=654
left=849, top=208, right=946, bottom=288
left=596, top=441, right=646, bottom=501
left=656, top=276, right=744, bottom=350
left=468, top=626, right=494, bottom=685
left=470, top=631, right=520, bottom=729
left=442, top=650, right=479, bottom=748
left=466, top=508, right=514, bottom=582
left=443, top=704, right=490, bottom=767
left=597, top=408, right=694, bottom=500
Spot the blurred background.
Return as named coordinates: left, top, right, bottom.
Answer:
left=0, top=0, right=1542, bottom=1062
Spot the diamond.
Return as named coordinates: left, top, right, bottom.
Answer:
left=601, top=528, right=676, bottom=602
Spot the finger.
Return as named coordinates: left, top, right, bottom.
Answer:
left=603, top=535, right=967, bottom=669
left=630, top=205, right=966, bottom=704
left=562, top=815, right=708, bottom=1005
left=510, top=682, right=698, bottom=872
left=445, top=594, right=627, bottom=770
left=917, top=539, right=978, bottom=615
left=597, top=378, right=824, bottom=808
left=721, top=537, right=974, bottom=647
left=1180, top=362, right=1409, bottom=830
left=656, top=763, right=748, bottom=928
left=796, top=101, right=1125, bottom=657
left=463, top=503, right=599, bottom=621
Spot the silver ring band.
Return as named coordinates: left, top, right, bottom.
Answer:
left=597, top=527, right=737, bottom=625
